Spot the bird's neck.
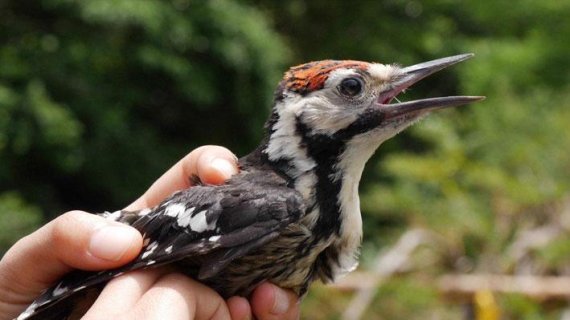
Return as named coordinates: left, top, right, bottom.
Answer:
left=242, top=116, right=383, bottom=278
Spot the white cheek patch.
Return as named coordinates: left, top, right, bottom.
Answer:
left=301, top=98, right=359, bottom=135
left=300, top=67, right=392, bottom=136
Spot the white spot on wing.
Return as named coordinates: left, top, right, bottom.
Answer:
left=209, top=235, right=220, bottom=242
left=146, top=260, right=156, bottom=266
left=17, top=302, right=38, bottom=320
left=52, top=282, right=69, bottom=296
left=164, top=203, right=186, bottom=217
left=165, top=245, right=173, bottom=253
left=48, top=282, right=69, bottom=297
left=142, top=241, right=158, bottom=259
left=188, top=210, right=215, bottom=233
left=73, top=285, right=87, bottom=292
left=176, top=207, right=195, bottom=227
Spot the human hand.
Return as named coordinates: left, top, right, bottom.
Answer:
left=0, top=146, right=299, bottom=320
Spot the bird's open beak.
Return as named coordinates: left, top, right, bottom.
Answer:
left=377, top=53, right=485, bottom=118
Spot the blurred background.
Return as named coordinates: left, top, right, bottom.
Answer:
left=1, top=0, right=570, bottom=318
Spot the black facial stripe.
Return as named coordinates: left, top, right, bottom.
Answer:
left=295, top=119, right=345, bottom=238
left=293, top=108, right=384, bottom=237
left=334, top=108, right=385, bottom=141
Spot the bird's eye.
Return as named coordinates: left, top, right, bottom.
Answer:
left=338, top=77, right=363, bottom=97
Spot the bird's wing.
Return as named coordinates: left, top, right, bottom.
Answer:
left=18, top=179, right=304, bottom=320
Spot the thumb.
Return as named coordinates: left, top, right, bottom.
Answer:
left=0, top=210, right=142, bottom=317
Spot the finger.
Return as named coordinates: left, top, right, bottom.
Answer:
left=191, top=145, right=238, bottom=185
left=227, top=296, right=252, bottom=320
left=83, top=268, right=169, bottom=318
left=250, top=282, right=300, bottom=320
left=132, top=273, right=230, bottom=320
left=0, top=211, right=142, bottom=317
left=126, top=145, right=237, bottom=211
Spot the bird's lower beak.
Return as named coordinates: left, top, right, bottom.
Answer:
left=377, top=53, right=485, bottom=118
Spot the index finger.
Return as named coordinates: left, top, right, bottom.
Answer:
left=125, top=146, right=238, bottom=211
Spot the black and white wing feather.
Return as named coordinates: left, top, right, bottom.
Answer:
left=18, top=174, right=304, bottom=320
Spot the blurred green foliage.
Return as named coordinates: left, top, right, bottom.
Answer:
left=1, top=0, right=570, bottom=318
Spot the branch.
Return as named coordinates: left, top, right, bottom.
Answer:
left=439, top=274, right=570, bottom=301
left=339, top=229, right=432, bottom=320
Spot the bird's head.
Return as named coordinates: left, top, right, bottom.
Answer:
left=253, top=54, right=484, bottom=279
left=263, top=54, right=484, bottom=178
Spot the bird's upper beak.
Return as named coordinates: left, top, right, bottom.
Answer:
left=376, top=53, right=485, bottom=118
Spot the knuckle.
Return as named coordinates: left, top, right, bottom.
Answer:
left=50, top=210, right=90, bottom=248
left=190, top=145, right=234, bottom=161
left=187, top=145, right=212, bottom=160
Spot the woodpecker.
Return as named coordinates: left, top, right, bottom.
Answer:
left=18, top=54, right=483, bottom=319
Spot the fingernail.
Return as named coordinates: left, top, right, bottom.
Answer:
left=88, top=225, right=138, bottom=261
left=211, top=158, right=237, bottom=179
left=271, top=286, right=290, bottom=315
